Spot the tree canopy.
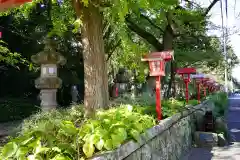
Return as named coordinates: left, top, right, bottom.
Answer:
left=0, top=0, right=238, bottom=112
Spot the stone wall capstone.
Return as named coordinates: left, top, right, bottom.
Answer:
left=90, top=100, right=214, bottom=160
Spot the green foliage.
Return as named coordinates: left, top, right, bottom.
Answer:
left=0, top=105, right=155, bottom=159
left=207, top=92, right=228, bottom=117
left=111, top=94, right=199, bottom=118
left=0, top=98, right=39, bottom=123
left=21, top=105, right=84, bottom=133
left=0, top=40, right=30, bottom=68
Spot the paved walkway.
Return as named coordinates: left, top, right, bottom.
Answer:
left=227, top=95, right=240, bottom=141
left=182, top=94, right=240, bottom=160
left=0, top=120, right=22, bottom=145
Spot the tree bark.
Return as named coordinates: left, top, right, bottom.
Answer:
left=162, top=25, right=175, bottom=98
left=73, top=0, right=109, bottom=117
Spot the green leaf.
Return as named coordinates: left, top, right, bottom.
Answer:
left=73, top=18, right=82, bottom=33
left=103, top=139, right=113, bottom=150
left=27, top=155, right=35, bottom=160
left=95, top=139, right=104, bottom=150
left=115, top=128, right=127, bottom=140
left=81, top=0, right=89, bottom=6
left=1, top=142, right=18, bottom=158
left=20, top=137, right=34, bottom=145
left=60, top=121, right=78, bottom=135
left=51, top=154, right=72, bottom=160
left=111, top=134, right=122, bottom=148
left=52, top=147, right=61, bottom=152
left=37, top=147, right=50, bottom=154
left=82, top=142, right=95, bottom=158
left=130, top=129, right=140, bottom=142
left=15, top=147, right=29, bottom=158
left=90, top=134, right=100, bottom=144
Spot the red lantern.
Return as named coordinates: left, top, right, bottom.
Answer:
left=0, top=0, right=31, bottom=11
left=142, top=50, right=173, bottom=120
left=148, top=61, right=165, bottom=76
left=205, top=80, right=215, bottom=93
left=176, top=68, right=196, bottom=103
left=191, top=74, right=205, bottom=104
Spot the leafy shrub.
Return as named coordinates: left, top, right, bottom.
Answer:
left=21, top=105, right=84, bottom=134
left=111, top=94, right=199, bottom=118
left=0, top=98, right=39, bottom=122
left=208, top=92, right=228, bottom=117
left=0, top=105, right=155, bottom=159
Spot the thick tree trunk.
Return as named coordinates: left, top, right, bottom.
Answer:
left=73, top=1, right=109, bottom=117
left=163, top=25, right=176, bottom=98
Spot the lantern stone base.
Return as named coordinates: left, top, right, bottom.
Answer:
left=40, top=89, right=57, bottom=111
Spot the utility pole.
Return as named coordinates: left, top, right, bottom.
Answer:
left=220, top=0, right=228, bottom=93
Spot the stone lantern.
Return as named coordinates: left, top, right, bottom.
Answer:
left=31, top=38, right=66, bottom=111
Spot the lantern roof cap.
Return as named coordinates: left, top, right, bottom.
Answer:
left=31, top=38, right=66, bottom=65
left=0, top=0, right=32, bottom=12
left=191, top=73, right=205, bottom=79
left=142, top=50, right=174, bottom=62
left=176, top=67, right=196, bottom=74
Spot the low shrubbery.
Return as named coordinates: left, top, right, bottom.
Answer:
left=0, top=93, right=200, bottom=159
left=207, top=92, right=228, bottom=117
left=0, top=105, right=155, bottom=159
left=111, top=93, right=199, bottom=118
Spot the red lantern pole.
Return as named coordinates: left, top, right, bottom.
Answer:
left=183, top=74, right=190, bottom=104
left=203, top=87, right=207, bottom=97
left=156, top=76, right=161, bottom=120
left=185, top=80, right=189, bottom=103
left=197, top=83, right=201, bottom=103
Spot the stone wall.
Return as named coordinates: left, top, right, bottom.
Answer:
left=91, top=100, right=214, bottom=160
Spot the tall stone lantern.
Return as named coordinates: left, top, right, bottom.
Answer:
left=31, top=38, right=66, bottom=111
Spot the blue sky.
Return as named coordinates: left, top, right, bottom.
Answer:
left=195, top=0, right=240, bottom=80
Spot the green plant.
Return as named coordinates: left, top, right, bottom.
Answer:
left=111, top=94, right=200, bottom=118
left=0, top=105, right=155, bottom=159
left=208, top=92, right=228, bottom=117
left=188, top=99, right=199, bottom=106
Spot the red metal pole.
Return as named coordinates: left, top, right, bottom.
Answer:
left=185, top=81, right=189, bottom=104
left=156, top=76, right=162, bottom=120
left=115, top=86, right=118, bottom=97
left=197, top=83, right=200, bottom=104
left=203, top=87, right=206, bottom=97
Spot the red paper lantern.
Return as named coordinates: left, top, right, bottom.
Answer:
left=0, top=0, right=31, bottom=11
left=148, top=60, right=165, bottom=76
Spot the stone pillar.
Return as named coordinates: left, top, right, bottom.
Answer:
left=40, top=89, right=57, bottom=111
left=31, top=38, right=66, bottom=111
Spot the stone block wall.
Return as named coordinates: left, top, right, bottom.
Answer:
left=91, top=101, right=214, bottom=160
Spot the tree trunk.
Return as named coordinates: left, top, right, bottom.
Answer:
left=163, top=25, right=175, bottom=98
left=73, top=0, right=109, bottom=117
